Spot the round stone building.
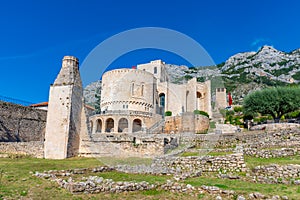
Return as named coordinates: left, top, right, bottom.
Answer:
left=90, top=68, right=161, bottom=134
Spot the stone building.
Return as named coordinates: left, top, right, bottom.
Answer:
left=90, top=60, right=212, bottom=135
left=44, top=57, right=212, bottom=159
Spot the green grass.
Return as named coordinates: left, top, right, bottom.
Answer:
left=184, top=176, right=300, bottom=199
left=209, top=121, right=216, bottom=129
left=180, top=152, right=200, bottom=157
left=97, top=156, right=152, bottom=166
left=1, top=156, right=300, bottom=199
left=74, top=171, right=169, bottom=184
left=0, top=157, right=103, bottom=199
left=180, top=151, right=233, bottom=157
left=207, top=151, right=233, bottom=156
left=245, top=155, right=300, bottom=169
left=0, top=157, right=175, bottom=200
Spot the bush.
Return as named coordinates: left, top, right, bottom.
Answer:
left=233, top=106, right=243, bottom=113
left=219, top=109, right=226, bottom=117
left=165, top=111, right=172, bottom=116
left=285, top=110, right=300, bottom=119
left=196, top=130, right=208, bottom=134
left=194, top=110, right=209, bottom=118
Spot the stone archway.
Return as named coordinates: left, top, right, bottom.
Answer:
left=105, top=118, right=114, bottom=133
left=196, top=91, right=202, bottom=111
left=132, top=119, right=142, bottom=132
left=118, top=118, right=128, bottom=133
left=96, top=119, right=102, bottom=133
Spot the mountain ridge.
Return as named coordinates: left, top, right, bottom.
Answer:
left=84, top=46, right=300, bottom=106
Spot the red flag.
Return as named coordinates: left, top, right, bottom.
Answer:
left=132, top=66, right=137, bottom=69
left=228, top=92, right=233, bottom=106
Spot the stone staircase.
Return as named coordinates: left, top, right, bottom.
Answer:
left=146, top=119, right=165, bottom=134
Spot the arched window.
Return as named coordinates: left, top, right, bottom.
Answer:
left=197, top=92, right=202, bottom=98
left=154, top=67, right=157, bottom=74
left=105, top=118, right=114, bottom=133
left=159, top=93, right=165, bottom=107
left=96, top=119, right=102, bottom=133
left=132, top=119, right=142, bottom=132
left=118, top=118, right=128, bottom=133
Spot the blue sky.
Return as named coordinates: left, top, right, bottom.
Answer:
left=0, top=0, right=300, bottom=103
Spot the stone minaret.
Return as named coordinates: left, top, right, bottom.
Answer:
left=44, top=56, right=83, bottom=159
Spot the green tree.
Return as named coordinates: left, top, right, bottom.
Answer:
left=94, top=87, right=101, bottom=114
left=243, top=87, right=300, bottom=122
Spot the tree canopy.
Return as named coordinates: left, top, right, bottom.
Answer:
left=243, top=86, right=300, bottom=121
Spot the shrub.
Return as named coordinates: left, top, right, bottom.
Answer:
left=165, top=111, right=172, bottom=116
left=196, top=129, right=208, bottom=134
left=194, top=110, right=209, bottom=118
left=285, top=110, right=300, bottom=119
left=233, top=106, right=243, bottom=113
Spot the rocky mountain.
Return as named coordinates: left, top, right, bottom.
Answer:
left=167, top=45, right=300, bottom=103
left=83, top=80, right=101, bottom=109
left=84, top=46, right=300, bottom=107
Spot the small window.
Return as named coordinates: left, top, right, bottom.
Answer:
left=131, top=82, right=135, bottom=95
left=154, top=67, right=157, bottom=74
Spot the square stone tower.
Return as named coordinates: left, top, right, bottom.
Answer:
left=137, top=60, right=168, bottom=83
left=44, top=56, right=83, bottom=159
left=215, top=87, right=227, bottom=109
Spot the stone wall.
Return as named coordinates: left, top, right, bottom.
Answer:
left=0, top=141, right=44, bottom=158
left=244, top=147, right=298, bottom=158
left=250, top=123, right=300, bottom=131
left=79, top=133, right=166, bottom=158
left=192, top=128, right=300, bottom=149
left=152, top=153, right=246, bottom=174
left=164, top=113, right=209, bottom=134
left=252, top=164, right=300, bottom=184
left=0, top=101, right=47, bottom=142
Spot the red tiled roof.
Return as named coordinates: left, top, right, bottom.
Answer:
left=29, top=102, right=48, bottom=107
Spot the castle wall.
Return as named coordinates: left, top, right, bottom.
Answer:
left=0, top=141, right=44, bottom=158
left=157, top=82, right=186, bottom=116
left=164, top=113, right=209, bottom=134
left=0, top=101, right=46, bottom=142
left=157, top=79, right=212, bottom=117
